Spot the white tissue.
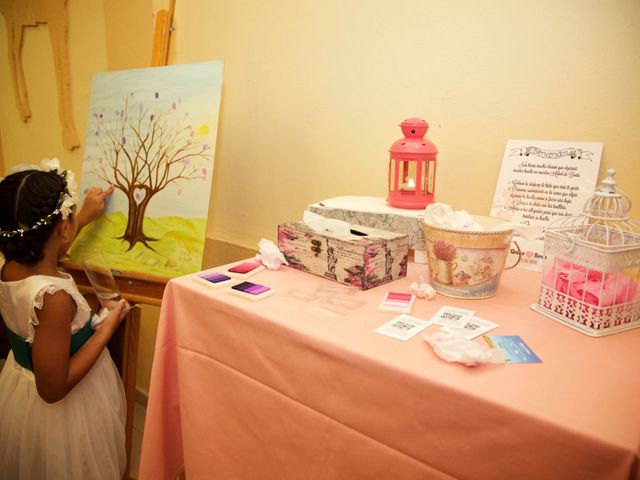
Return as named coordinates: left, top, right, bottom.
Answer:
left=491, top=222, right=542, bottom=241
left=424, top=203, right=542, bottom=240
left=91, top=309, right=110, bottom=329
left=256, top=238, right=289, bottom=270
left=409, top=276, right=436, bottom=299
left=303, top=210, right=351, bottom=237
left=424, top=203, right=483, bottom=230
left=423, top=331, right=504, bottom=367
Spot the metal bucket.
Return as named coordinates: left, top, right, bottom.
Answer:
left=424, top=216, right=521, bottom=299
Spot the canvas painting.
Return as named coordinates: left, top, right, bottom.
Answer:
left=67, top=61, right=223, bottom=277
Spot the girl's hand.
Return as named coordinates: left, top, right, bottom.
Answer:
left=94, top=299, right=132, bottom=333
left=77, top=184, right=115, bottom=229
left=114, top=298, right=133, bottom=321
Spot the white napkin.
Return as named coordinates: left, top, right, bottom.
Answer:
left=424, top=203, right=542, bottom=240
left=91, top=309, right=110, bottom=329
left=256, top=238, right=289, bottom=270
left=409, top=276, right=436, bottom=299
left=424, top=203, right=483, bottom=230
left=423, top=331, right=504, bottom=367
left=303, top=210, right=351, bottom=237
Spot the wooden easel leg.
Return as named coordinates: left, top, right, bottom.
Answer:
left=150, top=0, right=176, bottom=67
left=121, top=306, right=141, bottom=480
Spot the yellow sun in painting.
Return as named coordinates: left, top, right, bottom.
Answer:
left=197, top=124, right=210, bottom=136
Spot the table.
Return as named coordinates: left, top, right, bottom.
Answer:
left=139, top=261, right=640, bottom=480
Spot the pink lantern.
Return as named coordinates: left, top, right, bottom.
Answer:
left=387, top=117, right=438, bottom=209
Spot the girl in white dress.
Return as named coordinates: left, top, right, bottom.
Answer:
left=0, top=159, right=131, bottom=479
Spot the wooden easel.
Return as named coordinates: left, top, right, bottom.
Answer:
left=0, top=129, right=5, bottom=175
left=60, top=260, right=169, bottom=480
left=62, top=2, right=176, bottom=477
left=66, top=1, right=176, bottom=477
left=151, top=0, right=175, bottom=67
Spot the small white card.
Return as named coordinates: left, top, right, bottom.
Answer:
left=441, top=316, right=499, bottom=340
left=375, top=314, right=432, bottom=341
left=429, top=306, right=475, bottom=328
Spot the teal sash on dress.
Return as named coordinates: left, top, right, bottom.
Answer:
left=5, top=316, right=94, bottom=371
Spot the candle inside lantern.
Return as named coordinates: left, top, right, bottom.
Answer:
left=403, top=178, right=416, bottom=191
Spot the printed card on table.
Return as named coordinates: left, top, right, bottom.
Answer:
left=442, top=316, right=498, bottom=340
left=484, top=335, right=541, bottom=363
left=375, top=314, right=432, bottom=341
left=429, top=306, right=475, bottom=328
left=490, top=139, right=602, bottom=271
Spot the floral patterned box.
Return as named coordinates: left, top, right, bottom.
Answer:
left=278, top=222, right=409, bottom=290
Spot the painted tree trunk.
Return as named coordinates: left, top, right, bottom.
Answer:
left=118, top=186, right=158, bottom=250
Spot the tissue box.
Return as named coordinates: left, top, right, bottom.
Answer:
left=277, top=222, right=409, bottom=290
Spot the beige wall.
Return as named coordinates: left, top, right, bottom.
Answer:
left=0, top=0, right=109, bottom=174
left=171, top=0, right=640, bottom=247
left=1, top=0, right=639, bottom=393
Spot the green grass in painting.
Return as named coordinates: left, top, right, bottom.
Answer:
left=67, top=212, right=206, bottom=277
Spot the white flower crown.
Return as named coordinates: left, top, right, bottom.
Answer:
left=0, top=158, right=78, bottom=239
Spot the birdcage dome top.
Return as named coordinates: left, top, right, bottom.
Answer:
left=548, top=169, right=640, bottom=248
left=583, top=169, right=631, bottom=220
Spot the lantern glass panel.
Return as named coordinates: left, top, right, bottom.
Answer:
left=400, top=160, right=417, bottom=192
left=424, top=160, right=435, bottom=195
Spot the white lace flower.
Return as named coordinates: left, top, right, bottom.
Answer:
left=65, top=170, right=78, bottom=198
left=59, top=194, right=75, bottom=219
left=40, top=157, right=61, bottom=171
left=58, top=170, right=78, bottom=219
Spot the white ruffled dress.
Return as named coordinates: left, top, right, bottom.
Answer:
left=0, top=257, right=126, bottom=479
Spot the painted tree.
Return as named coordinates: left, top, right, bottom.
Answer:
left=90, top=92, right=210, bottom=251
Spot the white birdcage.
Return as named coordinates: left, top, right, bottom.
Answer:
left=532, top=169, right=640, bottom=336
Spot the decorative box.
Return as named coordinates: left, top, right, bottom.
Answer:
left=277, top=221, right=409, bottom=290
left=308, top=196, right=428, bottom=263
left=532, top=170, right=640, bottom=336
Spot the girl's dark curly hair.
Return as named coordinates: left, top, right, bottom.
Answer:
left=0, top=170, right=67, bottom=264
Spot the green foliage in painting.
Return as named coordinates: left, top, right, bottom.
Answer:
left=68, top=212, right=206, bottom=277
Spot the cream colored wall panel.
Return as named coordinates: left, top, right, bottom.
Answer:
left=168, top=0, right=640, bottom=250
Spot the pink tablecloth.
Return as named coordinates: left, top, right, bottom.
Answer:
left=139, top=262, right=640, bottom=480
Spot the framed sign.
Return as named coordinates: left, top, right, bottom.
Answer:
left=491, top=139, right=602, bottom=271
